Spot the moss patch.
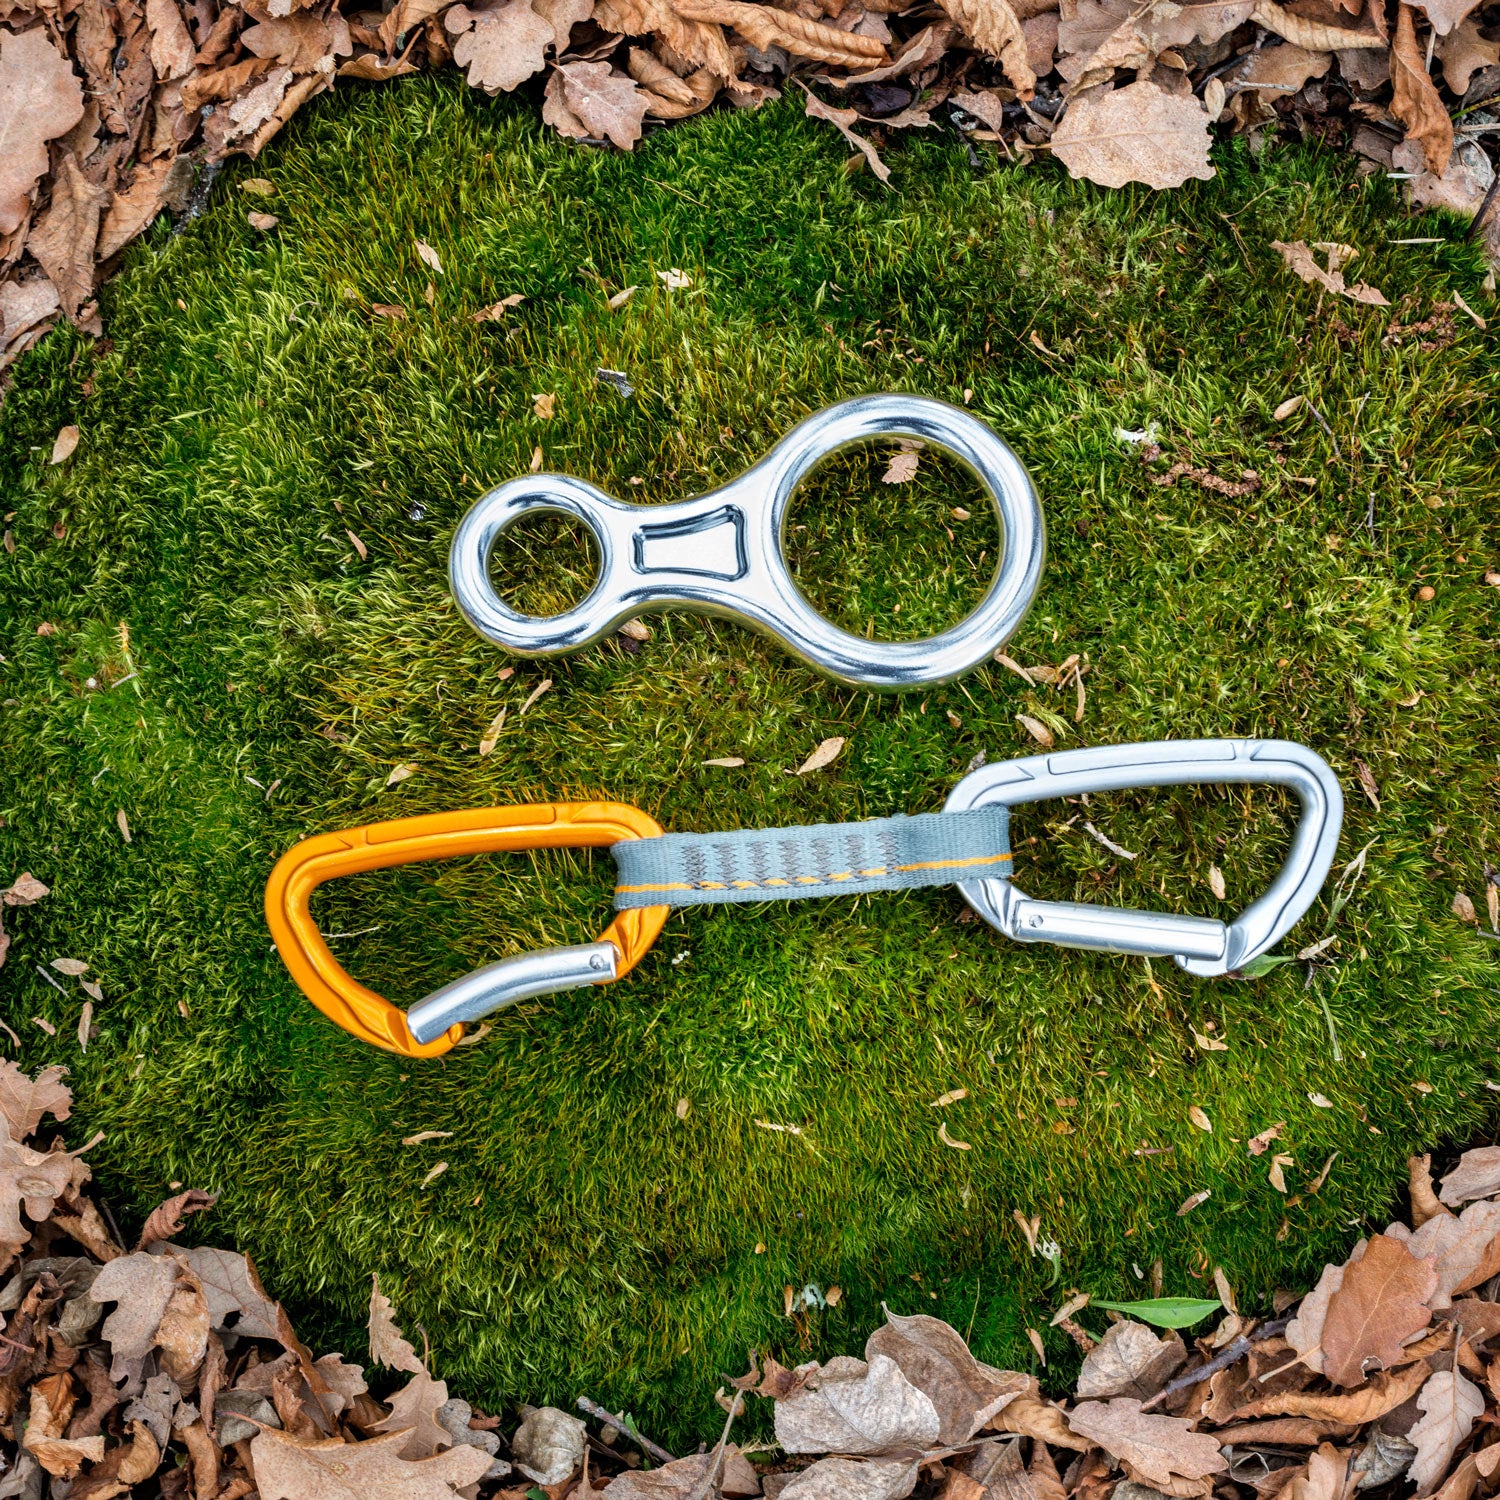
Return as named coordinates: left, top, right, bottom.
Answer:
left=1, top=80, right=1498, bottom=1443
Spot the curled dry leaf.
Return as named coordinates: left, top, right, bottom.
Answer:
left=774, top=1352, right=942, bottom=1454
left=1076, top=1320, right=1186, bottom=1401
left=1438, top=1146, right=1500, bottom=1206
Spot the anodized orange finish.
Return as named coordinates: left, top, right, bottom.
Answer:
left=264, top=802, right=670, bottom=1058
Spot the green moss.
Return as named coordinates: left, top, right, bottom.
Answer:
left=2, top=79, right=1497, bottom=1444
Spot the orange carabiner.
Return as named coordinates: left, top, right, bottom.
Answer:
left=264, top=803, right=670, bottom=1058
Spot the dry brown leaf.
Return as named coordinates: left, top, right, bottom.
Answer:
left=768, top=1456, right=921, bottom=1499
left=774, top=1352, right=942, bottom=1454
left=26, top=153, right=109, bottom=318
left=445, top=0, right=555, bottom=92
left=1211, top=1417, right=1360, bottom=1445
left=601, top=1445, right=762, bottom=1497
left=369, top=1273, right=427, bottom=1375
left=252, top=1427, right=492, bottom=1499
left=1394, top=1198, right=1500, bottom=1306
left=883, top=449, right=920, bottom=483
left=1403, top=0, right=1480, bottom=35
left=1076, top=1320, right=1186, bottom=1400
left=797, top=736, right=846, bottom=774
left=1016, top=713, right=1053, bottom=747
left=1189, top=1106, right=1213, bottom=1133
left=1437, top=18, right=1500, bottom=90
left=1409, top=1369, right=1484, bottom=1494
left=88, top=1251, right=180, bottom=1378
left=1250, top=0, right=1384, bottom=45
left=137, top=1187, right=217, bottom=1248
left=547, top=60, right=650, bottom=148
left=677, top=0, right=886, bottom=64
left=1439, top=1147, right=1500, bottom=1207
left=1225, top=1360, right=1431, bottom=1423
left=373, top=1368, right=451, bottom=1457
left=0, top=1058, right=73, bottom=1136
left=865, top=1309, right=1029, bottom=1444
left=1272, top=240, right=1389, bottom=305
left=1066, top=1398, right=1228, bottom=1487
left=50, top=426, right=81, bottom=464
left=1391, top=4, right=1453, bottom=175
left=24, top=1382, right=107, bottom=1477
left=177, top=1245, right=284, bottom=1340
left=1409, top=1154, right=1451, bottom=1227
left=993, top=1393, right=1090, bottom=1449
left=0, top=28, right=86, bottom=237
left=1248, top=1121, right=1285, bottom=1155
left=1320, top=1232, right=1436, bottom=1386
left=937, top=0, right=1035, bottom=93
left=801, top=86, right=891, bottom=181
left=97, top=158, right=180, bottom=261
left=1051, top=81, right=1213, bottom=190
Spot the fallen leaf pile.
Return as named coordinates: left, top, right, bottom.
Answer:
left=3, top=0, right=1499, bottom=374
left=8, top=1052, right=1500, bottom=1500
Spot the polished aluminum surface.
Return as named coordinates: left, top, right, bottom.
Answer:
left=943, top=739, right=1344, bottom=978
left=406, top=940, right=616, bottom=1044
left=448, top=395, right=1045, bottom=690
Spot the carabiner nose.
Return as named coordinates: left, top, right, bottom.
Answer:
left=264, top=803, right=670, bottom=1057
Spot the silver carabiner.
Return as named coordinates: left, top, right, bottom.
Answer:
left=448, top=394, right=1045, bottom=690
left=943, top=739, right=1344, bottom=978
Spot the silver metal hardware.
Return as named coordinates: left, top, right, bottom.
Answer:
left=448, top=394, right=1045, bottom=690
left=943, top=739, right=1344, bottom=978
left=406, top=941, right=617, bottom=1043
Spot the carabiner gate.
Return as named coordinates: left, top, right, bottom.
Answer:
left=264, top=803, right=670, bottom=1058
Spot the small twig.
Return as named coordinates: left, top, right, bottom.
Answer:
left=1464, top=158, right=1500, bottom=243
left=1138, top=1315, right=1293, bottom=1412
left=576, top=1396, right=676, bottom=1465
left=686, top=1388, right=745, bottom=1500
left=33, top=964, right=67, bottom=995
left=1302, top=398, right=1343, bottom=462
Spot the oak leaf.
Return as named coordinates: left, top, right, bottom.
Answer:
left=146, top=0, right=197, bottom=77
left=0, top=1060, right=72, bottom=1138
left=550, top=60, right=649, bottom=149
left=445, top=1, right=555, bottom=94
left=1408, top=1369, right=1484, bottom=1494
left=1065, top=1398, right=1227, bottom=1487
left=1051, top=82, right=1214, bottom=191
left=369, top=1274, right=426, bottom=1375
left=1436, top=19, right=1500, bottom=92
left=251, top=1427, right=492, bottom=1499
left=0, top=28, right=85, bottom=237
left=1394, top=1198, right=1500, bottom=1307
left=1320, top=1233, right=1437, bottom=1386
left=1224, top=1360, right=1430, bottom=1423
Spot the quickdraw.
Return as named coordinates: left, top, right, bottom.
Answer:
left=265, top=739, right=1343, bottom=1058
